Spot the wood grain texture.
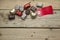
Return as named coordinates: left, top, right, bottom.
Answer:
left=0, top=29, right=60, bottom=40
left=0, top=0, right=60, bottom=9
left=0, top=10, right=60, bottom=27
left=0, top=0, right=60, bottom=40
left=0, top=0, right=60, bottom=27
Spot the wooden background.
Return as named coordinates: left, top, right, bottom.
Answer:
left=0, top=0, right=60, bottom=40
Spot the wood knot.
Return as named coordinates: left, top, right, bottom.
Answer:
left=45, top=38, right=48, bottom=40
left=31, top=35, right=33, bottom=37
left=0, top=33, right=2, bottom=36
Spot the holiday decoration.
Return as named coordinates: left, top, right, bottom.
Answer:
left=37, top=5, right=53, bottom=16
left=8, top=2, right=54, bottom=21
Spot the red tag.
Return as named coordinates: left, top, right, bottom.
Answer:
left=16, top=10, right=22, bottom=16
left=37, top=6, right=53, bottom=16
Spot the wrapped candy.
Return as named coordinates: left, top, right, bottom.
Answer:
left=19, top=6, right=24, bottom=12
left=24, top=2, right=31, bottom=10
left=30, top=11, right=37, bottom=19
left=36, top=2, right=43, bottom=8
left=10, top=9, right=15, bottom=15
left=8, top=14, right=15, bottom=20
left=25, top=8, right=30, bottom=15
left=30, top=6, right=37, bottom=12
left=15, top=4, right=20, bottom=10
left=21, top=10, right=27, bottom=20
left=16, top=10, right=22, bottom=16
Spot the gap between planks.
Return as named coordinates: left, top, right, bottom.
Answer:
left=0, top=27, right=60, bottom=29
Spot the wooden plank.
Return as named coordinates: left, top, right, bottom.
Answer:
left=0, top=29, right=60, bottom=40
left=0, top=0, right=60, bottom=9
left=0, top=10, right=60, bottom=27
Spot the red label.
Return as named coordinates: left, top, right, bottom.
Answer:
left=37, top=6, right=53, bottom=16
